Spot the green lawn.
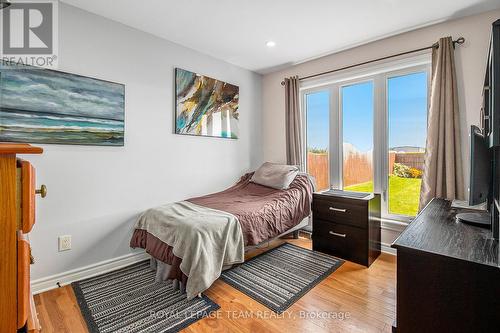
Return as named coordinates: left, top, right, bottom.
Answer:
left=344, top=175, right=421, bottom=216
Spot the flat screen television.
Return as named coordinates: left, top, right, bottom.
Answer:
left=455, top=125, right=492, bottom=227
left=469, top=125, right=492, bottom=205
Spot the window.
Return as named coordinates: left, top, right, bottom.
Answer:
left=304, top=57, right=430, bottom=220
left=387, top=72, right=428, bottom=216
left=341, top=81, right=374, bottom=192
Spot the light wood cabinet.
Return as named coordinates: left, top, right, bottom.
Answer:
left=0, top=143, right=43, bottom=333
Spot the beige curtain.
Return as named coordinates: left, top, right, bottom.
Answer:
left=419, top=37, right=464, bottom=210
left=284, top=76, right=304, bottom=170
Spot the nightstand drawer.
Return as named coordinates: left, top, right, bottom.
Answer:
left=312, top=198, right=367, bottom=228
left=312, top=219, right=368, bottom=265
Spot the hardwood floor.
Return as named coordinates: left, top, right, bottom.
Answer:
left=34, top=237, right=396, bottom=333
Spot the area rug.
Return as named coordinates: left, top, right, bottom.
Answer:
left=72, top=260, right=219, bottom=333
left=220, top=242, right=343, bottom=313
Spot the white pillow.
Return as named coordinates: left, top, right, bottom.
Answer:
left=250, top=162, right=299, bottom=190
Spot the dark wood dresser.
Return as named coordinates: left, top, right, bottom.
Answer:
left=392, top=198, right=500, bottom=333
left=312, top=190, right=381, bottom=267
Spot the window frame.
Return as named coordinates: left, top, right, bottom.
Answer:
left=301, top=54, right=431, bottom=222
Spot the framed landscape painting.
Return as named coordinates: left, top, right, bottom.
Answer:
left=175, top=68, right=239, bottom=139
left=0, top=63, right=125, bottom=146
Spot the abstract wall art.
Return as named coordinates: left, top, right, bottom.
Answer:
left=0, top=63, right=125, bottom=146
left=175, top=68, right=239, bottom=139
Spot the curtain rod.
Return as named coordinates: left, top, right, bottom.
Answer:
left=280, top=37, right=465, bottom=86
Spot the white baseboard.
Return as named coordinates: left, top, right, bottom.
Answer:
left=31, top=251, right=149, bottom=295
left=381, top=242, right=397, bottom=255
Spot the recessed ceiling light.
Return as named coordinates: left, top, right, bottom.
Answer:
left=266, top=41, right=276, bottom=48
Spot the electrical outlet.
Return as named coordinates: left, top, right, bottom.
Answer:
left=58, top=235, right=71, bottom=251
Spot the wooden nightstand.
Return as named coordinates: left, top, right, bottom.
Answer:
left=312, top=190, right=381, bottom=267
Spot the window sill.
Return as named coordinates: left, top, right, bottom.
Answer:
left=381, top=218, right=409, bottom=233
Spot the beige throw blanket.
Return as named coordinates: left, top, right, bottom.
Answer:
left=134, top=201, right=244, bottom=299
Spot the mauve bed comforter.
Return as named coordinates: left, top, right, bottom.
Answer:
left=130, top=172, right=313, bottom=289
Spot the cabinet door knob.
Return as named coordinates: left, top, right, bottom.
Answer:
left=35, top=184, right=47, bottom=198
left=329, top=231, right=347, bottom=238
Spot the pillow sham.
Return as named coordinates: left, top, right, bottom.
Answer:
left=250, top=162, right=299, bottom=190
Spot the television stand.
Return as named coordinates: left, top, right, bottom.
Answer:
left=455, top=211, right=491, bottom=228
left=392, top=199, right=499, bottom=332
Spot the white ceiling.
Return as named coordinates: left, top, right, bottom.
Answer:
left=61, top=0, right=500, bottom=74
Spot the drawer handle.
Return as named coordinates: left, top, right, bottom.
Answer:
left=329, top=231, right=346, bottom=238
left=329, top=207, right=347, bottom=213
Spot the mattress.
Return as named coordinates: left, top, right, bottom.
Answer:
left=130, top=172, right=313, bottom=290
left=187, top=172, right=313, bottom=246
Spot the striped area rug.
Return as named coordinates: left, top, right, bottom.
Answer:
left=220, top=242, right=343, bottom=313
left=72, top=261, right=219, bottom=333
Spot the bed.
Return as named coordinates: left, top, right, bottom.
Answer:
left=130, top=170, right=314, bottom=299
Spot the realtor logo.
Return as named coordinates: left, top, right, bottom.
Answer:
left=1, top=0, right=58, bottom=68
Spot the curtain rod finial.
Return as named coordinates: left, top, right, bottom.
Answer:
left=456, top=37, right=465, bottom=45
left=281, top=80, right=285, bottom=86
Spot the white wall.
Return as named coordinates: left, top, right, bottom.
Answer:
left=22, top=4, right=262, bottom=281
left=261, top=10, right=500, bottom=246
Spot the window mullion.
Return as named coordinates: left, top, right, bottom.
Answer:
left=374, top=74, right=388, bottom=215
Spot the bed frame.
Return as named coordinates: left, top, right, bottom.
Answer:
left=244, top=215, right=310, bottom=252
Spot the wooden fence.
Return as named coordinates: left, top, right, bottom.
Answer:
left=307, top=153, right=329, bottom=191
left=307, top=151, right=425, bottom=190
left=394, top=152, right=425, bottom=170
left=343, top=153, right=373, bottom=187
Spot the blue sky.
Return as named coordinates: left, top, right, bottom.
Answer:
left=342, top=81, right=374, bottom=152
left=306, top=71, right=427, bottom=151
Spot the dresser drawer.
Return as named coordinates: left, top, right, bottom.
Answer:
left=20, top=160, right=37, bottom=233
left=17, top=232, right=30, bottom=330
left=313, top=219, right=368, bottom=265
left=312, top=197, right=367, bottom=228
